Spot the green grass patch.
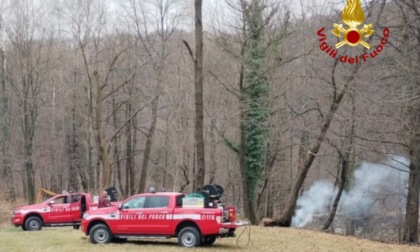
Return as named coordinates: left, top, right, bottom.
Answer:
left=1, top=224, right=420, bottom=252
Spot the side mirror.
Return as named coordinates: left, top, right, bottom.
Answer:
left=119, top=203, right=130, bottom=210
left=48, top=200, right=55, bottom=205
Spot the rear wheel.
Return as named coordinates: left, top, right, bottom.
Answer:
left=202, top=235, right=216, bottom=246
left=24, top=216, right=42, bottom=231
left=90, top=224, right=112, bottom=244
left=178, top=227, right=201, bottom=248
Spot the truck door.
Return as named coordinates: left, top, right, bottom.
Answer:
left=140, top=196, right=171, bottom=235
left=116, top=196, right=146, bottom=234
left=47, top=195, right=72, bottom=223
left=116, top=195, right=172, bottom=235
left=69, top=194, right=82, bottom=221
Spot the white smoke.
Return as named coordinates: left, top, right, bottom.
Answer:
left=292, top=180, right=337, bottom=227
left=291, top=155, right=409, bottom=228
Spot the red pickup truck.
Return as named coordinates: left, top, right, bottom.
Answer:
left=81, top=191, right=247, bottom=247
left=11, top=192, right=100, bottom=231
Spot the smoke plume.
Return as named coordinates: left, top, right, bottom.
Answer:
left=291, top=155, right=409, bottom=228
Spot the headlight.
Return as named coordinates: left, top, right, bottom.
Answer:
left=12, top=209, right=22, bottom=215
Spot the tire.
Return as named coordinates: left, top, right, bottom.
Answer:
left=73, top=225, right=80, bottom=230
left=178, top=226, right=201, bottom=248
left=228, top=228, right=235, bottom=237
left=90, top=224, right=112, bottom=244
left=202, top=235, right=216, bottom=246
left=24, top=216, right=42, bottom=231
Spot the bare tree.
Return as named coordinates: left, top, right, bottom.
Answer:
left=0, top=15, right=15, bottom=201
left=265, top=0, right=386, bottom=227
left=63, top=0, right=132, bottom=190
left=390, top=0, right=420, bottom=243
left=123, top=0, right=186, bottom=193
left=6, top=0, right=55, bottom=203
left=193, top=0, right=206, bottom=191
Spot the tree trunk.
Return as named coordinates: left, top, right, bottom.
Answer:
left=124, top=101, right=132, bottom=197
left=402, top=3, right=420, bottom=241
left=68, top=101, right=79, bottom=191
left=93, top=71, right=112, bottom=189
left=111, top=80, right=122, bottom=194
left=240, top=97, right=257, bottom=224
left=323, top=93, right=355, bottom=231
left=403, top=98, right=420, bottom=243
left=193, top=0, right=206, bottom=192
left=67, top=135, right=79, bottom=191
left=403, top=153, right=419, bottom=243
left=265, top=60, right=352, bottom=227
left=138, top=98, right=158, bottom=193
left=323, top=158, right=348, bottom=230
left=22, top=74, right=36, bottom=203
left=207, top=125, right=217, bottom=184
left=75, top=102, right=89, bottom=190
left=87, top=81, right=95, bottom=191
left=265, top=100, right=342, bottom=226
left=24, top=136, right=35, bottom=204
left=162, top=121, right=169, bottom=189
left=0, top=34, right=14, bottom=201
left=131, top=114, right=138, bottom=195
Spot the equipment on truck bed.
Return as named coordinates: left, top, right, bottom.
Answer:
left=35, top=188, right=57, bottom=203
left=104, top=186, right=119, bottom=202
left=201, top=184, right=224, bottom=208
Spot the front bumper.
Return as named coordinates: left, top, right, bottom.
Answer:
left=81, top=219, right=88, bottom=234
left=11, top=215, right=24, bottom=226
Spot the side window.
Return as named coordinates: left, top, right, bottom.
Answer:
left=122, top=197, right=145, bottom=209
left=71, top=194, right=81, bottom=203
left=145, top=196, right=169, bottom=208
left=54, top=196, right=70, bottom=204
left=176, top=195, right=184, bottom=207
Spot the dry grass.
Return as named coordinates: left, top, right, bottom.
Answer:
left=0, top=224, right=419, bottom=252
left=0, top=198, right=25, bottom=225
left=1, top=199, right=419, bottom=252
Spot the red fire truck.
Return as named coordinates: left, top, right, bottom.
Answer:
left=11, top=192, right=105, bottom=231
left=81, top=186, right=248, bottom=247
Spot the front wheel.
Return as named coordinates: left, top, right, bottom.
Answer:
left=178, top=227, right=201, bottom=248
left=24, top=216, right=42, bottom=231
left=90, top=224, right=112, bottom=244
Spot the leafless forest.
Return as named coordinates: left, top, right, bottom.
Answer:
left=1, top=0, right=420, bottom=244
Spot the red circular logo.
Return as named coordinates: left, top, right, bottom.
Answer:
left=347, top=31, right=360, bottom=44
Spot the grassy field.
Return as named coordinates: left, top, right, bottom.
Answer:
left=1, top=224, right=420, bottom=252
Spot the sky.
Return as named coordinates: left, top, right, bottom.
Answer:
left=0, top=0, right=351, bottom=38
left=200, top=0, right=348, bottom=30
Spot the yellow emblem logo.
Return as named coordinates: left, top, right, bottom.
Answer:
left=332, top=0, right=374, bottom=49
